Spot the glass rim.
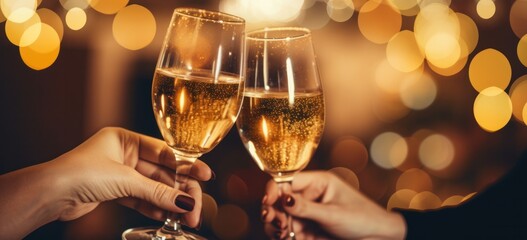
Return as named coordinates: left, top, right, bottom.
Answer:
left=173, top=8, right=245, bottom=25
left=246, top=27, right=311, bottom=41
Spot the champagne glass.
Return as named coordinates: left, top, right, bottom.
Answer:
left=122, top=8, right=245, bottom=240
left=236, top=27, right=325, bottom=239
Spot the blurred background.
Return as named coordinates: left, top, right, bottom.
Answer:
left=1, top=0, right=527, bottom=239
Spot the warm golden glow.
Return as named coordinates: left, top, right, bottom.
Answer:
left=509, top=75, right=527, bottom=123
left=5, top=12, right=40, bottom=46
left=419, top=134, right=454, bottom=171
left=19, top=23, right=60, bottom=70
left=469, top=49, right=512, bottom=92
left=473, top=87, right=513, bottom=132
left=59, top=0, right=89, bottom=10
left=212, top=204, right=249, bottom=239
left=177, top=88, right=187, bottom=114
left=400, top=72, right=437, bottom=110
left=112, top=4, right=156, bottom=50
left=409, top=191, right=442, bottom=210
left=428, top=40, right=467, bottom=76
left=88, top=0, right=128, bottom=14
left=370, top=132, right=407, bottom=169
left=388, top=0, right=420, bottom=15
left=387, top=189, right=417, bottom=210
left=441, top=195, right=464, bottom=207
left=510, top=0, right=527, bottom=38
left=414, top=3, right=460, bottom=53
left=327, top=0, right=355, bottom=22
left=425, top=32, right=460, bottom=69
left=261, top=116, right=269, bottom=142
left=1, top=0, right=37, bottom=23
left=523, top=104, right=527, bottom=125
left=396, top=168, right=433, bottom=192
left=457, top=13, right=479, bottom=56
left=220, top=0, right=304, bottom=24
left=358, top=1, right=402, bottom=44
left=518, top=35, right=527, bottom=68
left=329, top=167, right=360, bottom=189
left=37, top=8, right=64, bottom=41
left=329, top=136, right=369, bottom=173
left=65, top=7, right=86, bottom=31
left=476, top=0, right=495, bottom=20
left=386, top=30, right=424, bottom=73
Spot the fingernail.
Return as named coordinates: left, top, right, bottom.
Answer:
left=282, top=194, right=295, bottom=207
left=261, top=208, right=268, bottom=221
left=210, top=170, right=216, bottom=180
left=175, top=195, right=195, bottom=211
left=262, top=194, right=268, bottom=204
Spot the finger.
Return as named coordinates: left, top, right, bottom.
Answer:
left=118, top=197, right=166, bottom=221
left=127, top=170, right=195, bottom=214
left=189, top=160, right=213, bottom=181
left=135, top=160, right=176, bottom=187
left=281, top=193, right=329, bottom=224
left=291, top=171, right=331, bottom=201
left=261, top=205, right=276, bottom=223
left=264, top=180, right=280, bottom=205
left=181, top=179, right=203, bottom=228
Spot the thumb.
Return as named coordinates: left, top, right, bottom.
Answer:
left=129, top=172, right=195, bottom=213
left=281, top=193, right=332, bottom=224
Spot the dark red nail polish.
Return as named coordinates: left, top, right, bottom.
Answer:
left=210, top=170, right=216, bottom=180
left=175, top=195, right=195, bottom=211
left=283, top=194, right=295, bottom=207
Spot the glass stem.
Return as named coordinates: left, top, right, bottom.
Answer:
left=277, top=180, right=295, bottom=240
left=156, top=153, right=197, bottom=239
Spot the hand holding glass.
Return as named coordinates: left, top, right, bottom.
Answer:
left=123, top=8, right=245, bottom=240
left=236, top=27, right=325, bottom=240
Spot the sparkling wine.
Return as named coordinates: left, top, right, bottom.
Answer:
left=237, top=90, right=325, bottom=177
left=152, top=68, right=244, bottom=154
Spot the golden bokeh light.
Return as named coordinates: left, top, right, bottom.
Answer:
left=388, top=0, right=421, bottom=16
left=88, top=0, right=128, bottom=15
left=358, top=1, right=402, bottom=44
left=425, top=32, right=460, bottom=69
left=298, top=1, right=331, bottom=30
left=327, top=0, right=355, bottom=22
left=112, top=4, right=156, bottom=50
left=220, top=0, right=304, bottom=24
left=1, top=0, right=37, bottom=23
left=329, top=167, right=360, bottom=189
left=414, top=3, right=460, bottom=53
left=65, top=7, right=86, bottom=31
left=400, top=72, right=437, bottom=110
left=212, top=204, right=249, bottom=239
left=409, top=191, right=442, bottom=210
left=387, top=189, right=417, bottom=210
left=518, top=35, right=527, bottom=68
left=370, top=132, right=408, bottom=169
left=427, top=40, right=467, bottom=76
left=457, top=13, right=479, bottom=56
left=473, top=87, right=512, bottom=132
left=60, top=0, right=89, bottom=10
left=509, top=75, right=527, bottom=123
left=19, top=23, right=60, bottom=70
left=375, top=60, right=407, bottom=94
left=396, top=168, right=433, bottom=192
left=386, top=30, right=424, bottom=73
left=37, top=8, right=64, bottom=41
left=372, top=90, right=411, bottom=122
left=226, top=174, right=249, bottom=203
left=201, top=193, right=218, bottom=229
left=469, top=48, right=512, bottom=92
left=510, top=0, right=527, bottom=38
left=329, top=136, right=369, bottom=172
left=523, top=104, right=527, bottom=125
left=419, top=133, right=454, bottom=171
left=441, top=195, right=464, bottom=207
left=476, top=0, right=496, bottom=20
left=5, top=12, right=40, bottom=47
